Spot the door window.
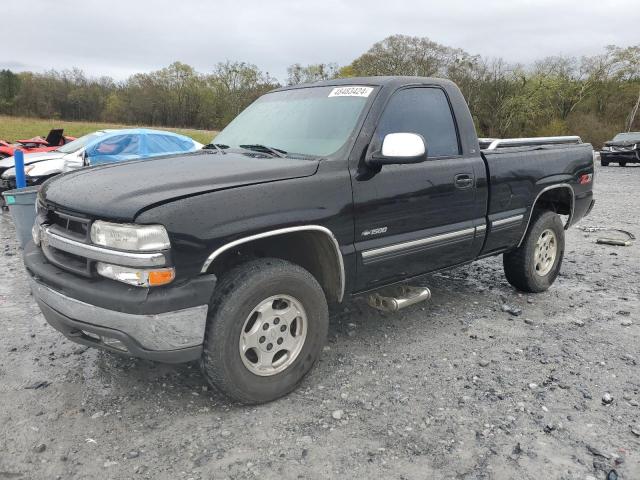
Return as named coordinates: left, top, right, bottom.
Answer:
left=86, top=134, right=141, bottom=165
left=376, top=88, right=460, bottom=157
left=89, top=135, right=140, bottom=157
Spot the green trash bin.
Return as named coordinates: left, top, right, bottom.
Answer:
left=2, top=186, right=40, bottom=248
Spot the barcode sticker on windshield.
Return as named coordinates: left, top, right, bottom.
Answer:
left=328, top=86, right=373, bottom=98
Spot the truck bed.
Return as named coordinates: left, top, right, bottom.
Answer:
left=479, top=141, right=594, bottom=254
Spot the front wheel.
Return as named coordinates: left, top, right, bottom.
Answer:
left=200, top=258, right=328, bottom=404
left=619, top=162, right=627, bottom=167
left=600, top=159, right=609, bottom=166
left=503, top=210, right=565, bottom=293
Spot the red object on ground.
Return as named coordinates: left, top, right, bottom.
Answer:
left=0, top=129, right=76, bottom=158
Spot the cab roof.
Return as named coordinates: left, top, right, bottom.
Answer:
left=274, top=76, right=456, bottom=92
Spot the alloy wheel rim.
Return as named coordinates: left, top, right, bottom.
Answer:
left=534, top=229, right=557, bottom=276
left=239, top=294, right=307, bottom=376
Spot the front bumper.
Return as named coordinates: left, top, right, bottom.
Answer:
left=600, top=151, right=639, bottom=163
left=24, top=242, right=215, bottom=363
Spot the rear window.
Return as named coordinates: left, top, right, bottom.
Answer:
left=90, top=135, right=140, bottom=156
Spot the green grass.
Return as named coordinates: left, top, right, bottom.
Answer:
left=0, top=116, right=217, bottom=145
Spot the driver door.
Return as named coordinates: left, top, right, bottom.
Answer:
left=351, top=86, right=484, bottom=290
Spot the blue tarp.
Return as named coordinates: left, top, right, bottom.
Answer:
left=85, top=129, right=200, bottom=165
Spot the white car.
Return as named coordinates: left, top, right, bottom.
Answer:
left=0, top=128, right=203, bottom=193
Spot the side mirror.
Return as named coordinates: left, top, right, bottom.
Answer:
left=367, top=133, right=427, bottom=166
left=81, top=150, right=90, bottom=166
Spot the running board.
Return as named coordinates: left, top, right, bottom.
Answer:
left=367, top=285, right=432, bottom=312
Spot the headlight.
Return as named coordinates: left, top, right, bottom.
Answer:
left=32, top=222, right=41, bottom=246
left=601, top=146, right=611, bottom=151
left=36, top=191, right=44, bottom=210
left=24, top=159, right=65, bottom=178
left=90, top=221, right=170, bottom=251
left=1, top=165, right=36, bottom=179
left=96, top=262, right=175, bottom=287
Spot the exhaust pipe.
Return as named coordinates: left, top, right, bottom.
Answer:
left=367, top=285, right=431, bottom=312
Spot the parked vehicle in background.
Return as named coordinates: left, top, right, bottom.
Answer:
left=25, top=77, right=594, bottom=404
left=0, top=129, right=76, bottom=159
left=0, top=129, right=203, bottom=194
left=600, top=132, right=640, bottom=166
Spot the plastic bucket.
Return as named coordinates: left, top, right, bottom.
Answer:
left=2, top=186, right=39, bottom=248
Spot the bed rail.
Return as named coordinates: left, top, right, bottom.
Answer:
left=479, top=136, right=582, bottom=150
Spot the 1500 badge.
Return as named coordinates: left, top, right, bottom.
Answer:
left=361, top=227, right=388, bottom=237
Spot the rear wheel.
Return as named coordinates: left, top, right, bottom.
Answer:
left=200, top=258, right=328, bottom=404
left=503, top=210, right=565, bottom=293
left=600, top=159, right=609, bottom=166
left=619, top=162, right=627, bottom=167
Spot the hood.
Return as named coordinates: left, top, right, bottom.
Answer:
left=0, top=150, right=66, bottom=169
left=42, top=151, right=319, bottom=220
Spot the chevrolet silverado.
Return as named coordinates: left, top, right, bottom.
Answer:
left=24, top=77, right=595, bottom=403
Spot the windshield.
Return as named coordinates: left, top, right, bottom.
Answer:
left=56, top=131, right=109, bottom=154
left=613, top=132, right=640, bottom=142
left=214, top=86, right=374, bottom=157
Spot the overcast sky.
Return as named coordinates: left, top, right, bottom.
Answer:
left=2, top=0, right=638, bottom=82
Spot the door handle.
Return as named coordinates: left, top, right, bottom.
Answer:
left=454, top=174, right=474, bottom=189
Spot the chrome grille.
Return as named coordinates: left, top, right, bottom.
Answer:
left=41, top=207, right=93, bottom=276
left=48, top=210, right=90, bottom=242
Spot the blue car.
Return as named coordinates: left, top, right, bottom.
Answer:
left=0, top=128, right=203, bottom=190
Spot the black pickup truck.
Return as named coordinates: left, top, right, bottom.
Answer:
left=24, top=77, right=595, bottom=404
left=599, top=131, right=640, bottom=166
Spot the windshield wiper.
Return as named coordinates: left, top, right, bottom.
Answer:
left=239, top=144, right=287, bottom=158
left=203, top=143, right=229, bottom=155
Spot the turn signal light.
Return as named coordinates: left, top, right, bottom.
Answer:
left=96, top=262, right=175, bottom=287
left=148, top=269, right=176, bottom=287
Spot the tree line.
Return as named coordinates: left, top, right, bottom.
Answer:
left=1, top=35, right=639, bottom=146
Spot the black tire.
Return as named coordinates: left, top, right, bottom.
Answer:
left=619, top=162, right=627, bottom=167
left=600, top=160, right=609, bottom=166
left=503, top=210, right=565, bottom=293
left=200, top=258, right=328, bottom=404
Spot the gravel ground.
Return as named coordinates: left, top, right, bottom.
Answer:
left=0, top=163, right=638, bottom=480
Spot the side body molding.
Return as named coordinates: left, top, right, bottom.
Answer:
left=200, top=225, right=346, bottom=302
left=517, top=183, right=575, bottom=247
